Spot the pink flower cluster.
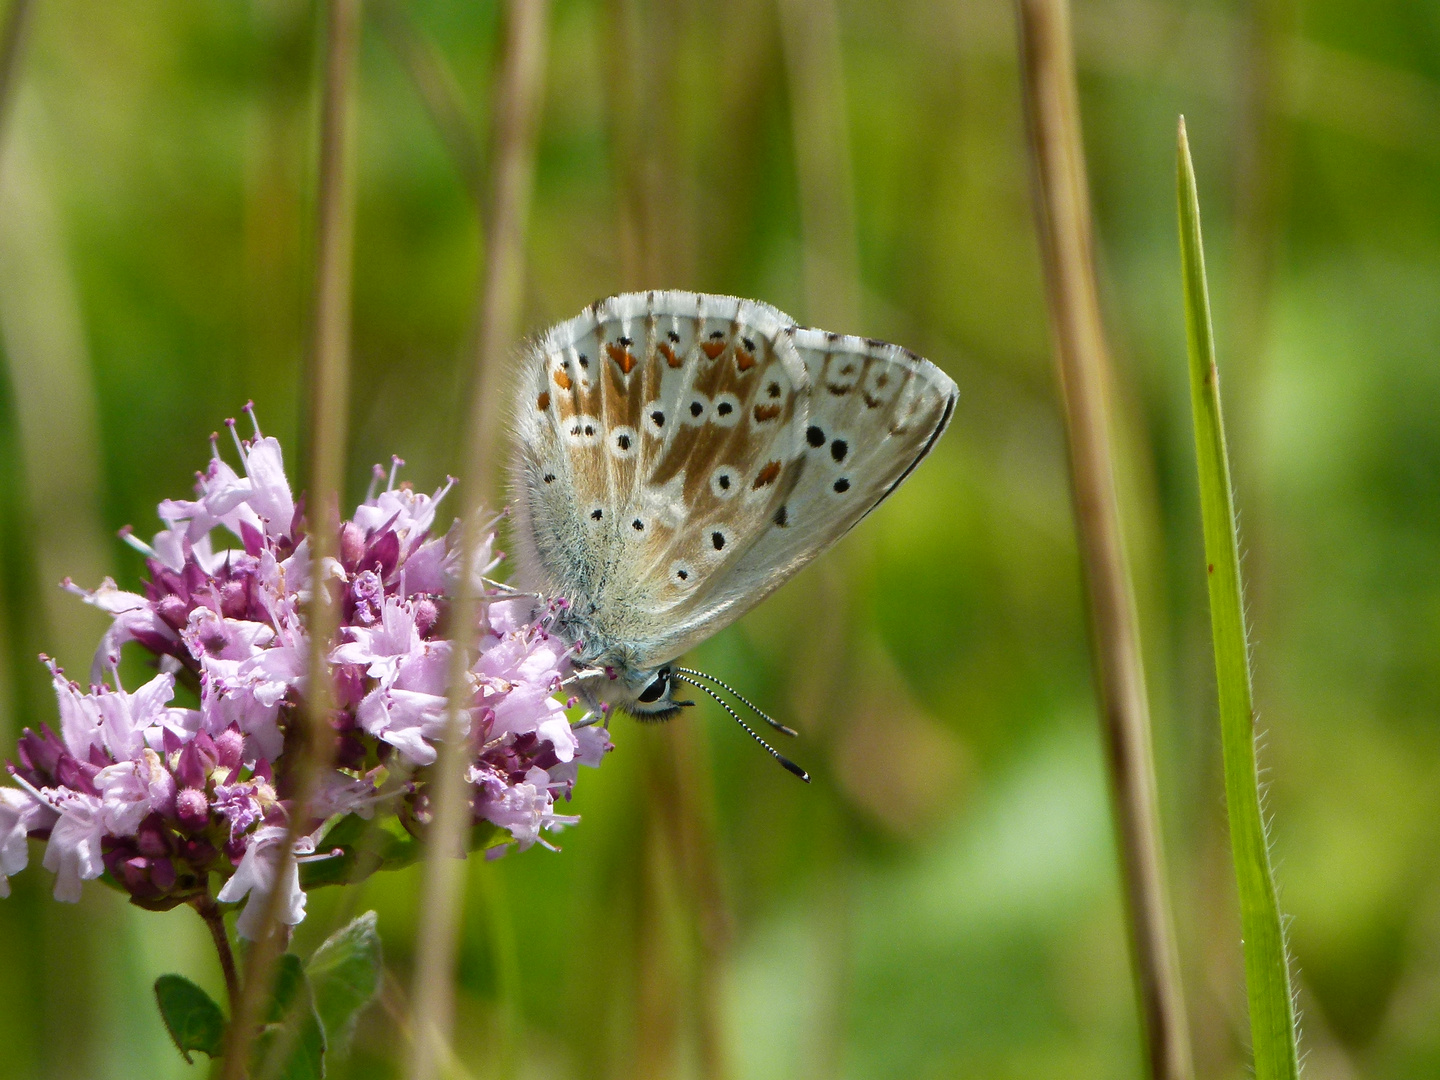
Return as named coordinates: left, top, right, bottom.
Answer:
left=0, top=409, right=609, bottom=937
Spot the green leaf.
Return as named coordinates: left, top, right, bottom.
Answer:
left=1178, top=117, right=1301, bottom=1080
left=251, top=953, right=327, bottom=1080
left=300, top=813, right=422, bottom=889
left=300, top=813, right=502, bottom=890
left=307, top=911, right=382, bottom=1051
left=153, top=973, right=226, bottom=1064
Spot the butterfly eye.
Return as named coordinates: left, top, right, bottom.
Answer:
left=637, top=671, right=669, bottom=704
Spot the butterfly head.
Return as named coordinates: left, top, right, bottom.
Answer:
left=629, top=665, right=694, bottom=720
left=582, top=663, right=692, bottom=721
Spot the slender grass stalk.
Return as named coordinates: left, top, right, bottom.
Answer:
left=1012, top=3, right=1193, bottom=1079
left=0, top=0, right=34, bottom=157
left=219, top=0, right=360, bottom=1074
left=406, top=3, right=549, bottom=1078
left=370, top=0, right=485, bottom=200
left=1176, top=117, right=1300, bottom=1080
left=775, top=0, right=859, bottom=329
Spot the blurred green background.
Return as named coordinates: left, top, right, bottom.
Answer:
left=1, top=0, right=1438, bottom=1076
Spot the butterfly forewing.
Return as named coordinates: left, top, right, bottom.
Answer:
left=510, top=292, right=956, bottom=671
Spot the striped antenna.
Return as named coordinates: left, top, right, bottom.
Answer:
left=672, top=674, right=809, bottom=782
left=674, top=667, right=798, bottom=737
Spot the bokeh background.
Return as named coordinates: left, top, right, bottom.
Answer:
left=0, top=0, right=1437, bottom=1077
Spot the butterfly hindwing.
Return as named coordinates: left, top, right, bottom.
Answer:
left=510, top=292, right=957, bottom=671
left=510, top=292, right=812, bottom=663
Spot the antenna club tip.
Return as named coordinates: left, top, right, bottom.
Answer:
left=778, top=756, right=810, bottom=782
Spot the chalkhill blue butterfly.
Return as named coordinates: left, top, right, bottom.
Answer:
left=509, top=291, right=956, bottom=779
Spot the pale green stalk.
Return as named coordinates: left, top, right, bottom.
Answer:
left=406, top=3, right=550, bottom=1077
left=1176, top=117, right=1301, bottom=1080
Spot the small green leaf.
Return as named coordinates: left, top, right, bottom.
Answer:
left=307, top=911, right=382, bottom=1051
left=154, top=973, right=226, bottom=1064
left=252, top=953, right=327, bottom=1080
left=300, top=813, right=422, bottom=889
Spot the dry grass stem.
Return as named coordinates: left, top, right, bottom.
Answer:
left=406, top=3, right=550, bottom=1078
left=220, top=0, right=361, bottom=1073
left=1013, top=2, right=1194, bottom=1078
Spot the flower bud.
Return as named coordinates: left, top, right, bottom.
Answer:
left=156, top=595, right=190, bottom=631
left=413, top=598, right=440, bottom=637
left=176, top=787, right=210, bottom=831
left=214, top=728, right=244, bottom=772
left=219, top=580, right=247, bottom=619
left=340, top=521, right=366, bottom=568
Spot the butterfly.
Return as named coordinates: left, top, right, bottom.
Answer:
left=508, top=291, right=956, bottom=779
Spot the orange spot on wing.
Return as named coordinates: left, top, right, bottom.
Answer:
left=735, top=346, right=756, bottom=371
left=659, top=342, right=682, bottom=368
left=702, top=340, right=726, bottom=360
left=753, top=460, right=781, bottom=488
left=537, top=391, right=550, bottom=410
left=606, top=343, right=637, bottom=373
left=753, top=403, right=782, bottom=422
left=553, top=368, right=572, bottom=390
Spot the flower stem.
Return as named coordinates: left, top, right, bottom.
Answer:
left=195, top=896, right=242, bottom=1017
left=1012, top=2, right=1194, bottom=1078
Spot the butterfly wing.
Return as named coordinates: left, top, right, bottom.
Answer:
left=509, top=291, right=812, bottom=663
left=509, top=292, right=956, bottom=671
left=648, top=328, right=957, bottom=662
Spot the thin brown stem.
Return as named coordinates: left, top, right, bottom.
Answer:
left=406, top=4, right=550, bottom=1079
left=1012, top=3, right=1194, bottom=1080
left=219, top=0, right=361, bottom=1076
left=196, top=897, right=242, bottom=1017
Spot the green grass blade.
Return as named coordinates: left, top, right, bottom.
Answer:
left=1177, top=117, right=1300, bottom=1080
